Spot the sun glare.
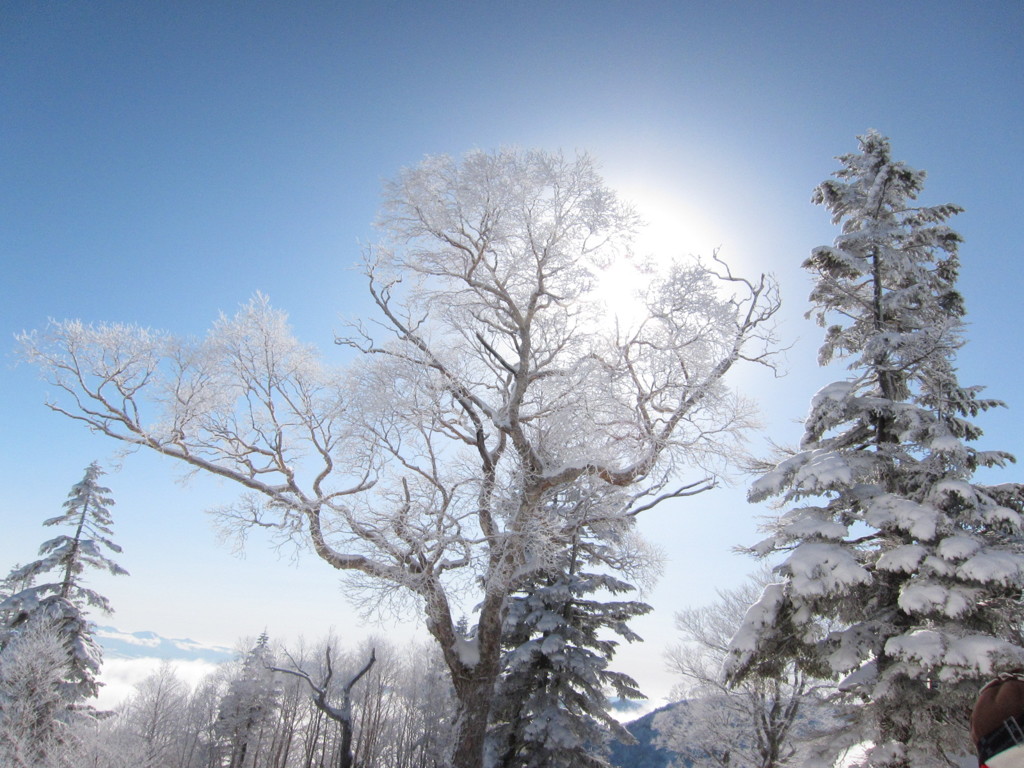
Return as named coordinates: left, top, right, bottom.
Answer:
left=593, top=188, right=722, bottom=329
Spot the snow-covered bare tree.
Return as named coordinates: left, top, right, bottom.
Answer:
left=19, top=148, right=779, bottom=768
left=724, top=131, right=1024, bottom=768
left=0, top=617, right=79, bottom=768
left=75, top=716, right=149, bottom=768
left=658, top=569, right=830, bottom=768
left=91, top=663, right=225, bottom=768
left=124, top=661, right=192, bottom=768
left=376, top=640, right=454, bottom=768
left=270, top=643, right=375, bottom=768
left=0, top=462, right=128, bottom=707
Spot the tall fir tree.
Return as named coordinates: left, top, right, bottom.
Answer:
left=489, top=522, right=650, bottom=768
left=724, top=132, right=1024, bottom=768
left=0, top=462, right=128, bottom=704
left=213, top=632, right=281, bottom=768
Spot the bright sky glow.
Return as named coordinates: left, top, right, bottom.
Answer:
left=2, top=1, right=1021, bottom=712
left=592, top=186, right=724, bottom=328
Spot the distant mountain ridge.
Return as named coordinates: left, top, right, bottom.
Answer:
left=94, top=625, right=235, bottom=664
left=610, top=701, right=682, bottom=768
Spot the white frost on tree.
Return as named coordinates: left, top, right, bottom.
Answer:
left=658, top=570, right=833, bottom=768
left=488, top=491, right=651, bottom=768
left=724, top=132, right=1024, bottom=768
left=213, top=633, right=281, bottom=768
left=118, top=661, right=194, bottom=768
left=0, top=462, right=128, bottom=707
left=19, top=148, right=779, bottom=768
left=0, top=617, right=79, bottom=768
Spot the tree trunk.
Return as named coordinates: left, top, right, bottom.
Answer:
left=338, top=721, right=353, bottom=768
left=427, top=585, right=504, bottom=768
left=450, top=676, right=497, bottom=768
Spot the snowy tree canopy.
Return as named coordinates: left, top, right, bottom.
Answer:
left=20, top=148, right=780, bottom=768
left=0, top=617, right=78, bottom=768
left=660, top=570, right=833, bottom=768
left=725, top=132, right=1024, bottom=768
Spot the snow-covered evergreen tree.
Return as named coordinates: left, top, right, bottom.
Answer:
left=213, top=632, right=281, bottom=768
left=0, top=568, right=34, bottom=633
left=0, top=462, right=128, bottom=704
left=725, top=131, right=1024, bottom=768
left=489, top=519, right=650, bottom=768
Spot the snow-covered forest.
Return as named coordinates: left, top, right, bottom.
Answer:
left=3, top=134, right=1022, bottom=768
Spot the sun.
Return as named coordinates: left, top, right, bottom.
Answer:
left=592, top=186, right=723, bottom=329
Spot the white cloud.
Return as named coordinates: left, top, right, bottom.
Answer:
left=95, top=657, right=222, bottom=711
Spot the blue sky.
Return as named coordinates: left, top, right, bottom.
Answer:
left=3, top=1, right=1022, bottom=705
